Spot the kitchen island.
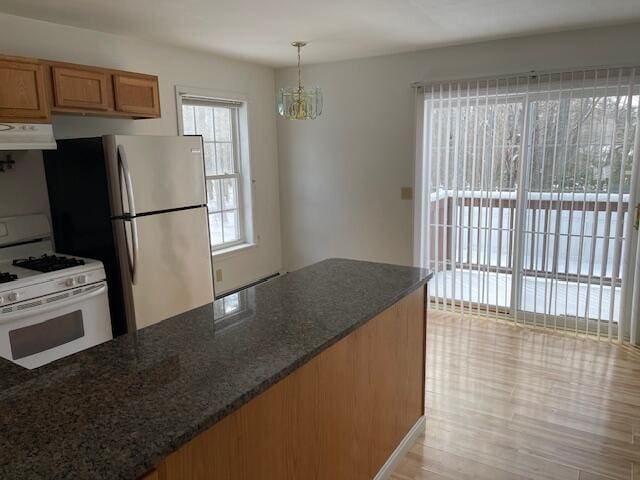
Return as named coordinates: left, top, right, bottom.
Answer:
left=0, top=258, right=431, bottom=480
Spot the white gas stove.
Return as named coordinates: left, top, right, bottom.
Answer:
left=0, top=214, right=112, bottom=369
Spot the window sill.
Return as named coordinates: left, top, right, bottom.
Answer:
left=211, top=243, right=257, bottom=261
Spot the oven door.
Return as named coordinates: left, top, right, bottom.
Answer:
left=0, top=282, right=112, bottom=369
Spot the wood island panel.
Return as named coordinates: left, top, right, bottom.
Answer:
left=153, top=285, right=427, bottom=480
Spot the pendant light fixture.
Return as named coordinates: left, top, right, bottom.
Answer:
left=276, top=42, right=323, bottom=120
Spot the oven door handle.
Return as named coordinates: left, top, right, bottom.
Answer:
left=0, top=284, right=108, bottom=324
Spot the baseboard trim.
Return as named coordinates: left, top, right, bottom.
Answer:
left=373, top=415, right=426, bottom=480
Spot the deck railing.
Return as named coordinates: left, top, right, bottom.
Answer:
left=428, top=191, right=630, bottom=289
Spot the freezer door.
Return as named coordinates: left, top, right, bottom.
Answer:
left=103, top=135, right=206, bottom=216
left=113, top=206, right=214, bottom=331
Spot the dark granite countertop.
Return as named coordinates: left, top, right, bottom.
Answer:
left=0, top=258, right=431, bottom=479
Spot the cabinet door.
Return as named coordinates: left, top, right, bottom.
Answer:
left=113, top=73, right=160, bottom=117
left=51, top=65, right=110, bottom=111
left=0, top=56, right=50, bottom=122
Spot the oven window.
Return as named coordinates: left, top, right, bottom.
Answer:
left=9, top=310, right=85, bottom=360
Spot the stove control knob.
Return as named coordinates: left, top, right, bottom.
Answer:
left=77, top=274, right=87, bottom=285
left=7, top=292, right=18, bottom=302
left=65, top=278, right=75, bottom=288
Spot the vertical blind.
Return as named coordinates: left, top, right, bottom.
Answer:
left=417, top=67, right=640, bottom=341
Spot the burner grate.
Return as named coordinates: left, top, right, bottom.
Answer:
left=13, top=254, right=85, bottom=273
left=0, top=272, right=18, bottom=284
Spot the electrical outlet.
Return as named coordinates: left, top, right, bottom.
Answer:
left=215, top=269, right=223, bottom=282
left=401, top=187, right=413, bottom=200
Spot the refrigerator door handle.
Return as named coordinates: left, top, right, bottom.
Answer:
left=127, top=217, right=140, bottom=285
left=117, top=145, right=137, bottom=217
left=118, top=145, right=139, bottom=285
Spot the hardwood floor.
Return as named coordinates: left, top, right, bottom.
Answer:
left=391, top=310, right=640, bottom=480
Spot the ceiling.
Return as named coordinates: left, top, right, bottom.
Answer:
left=1, top=0, right=639, bottom=67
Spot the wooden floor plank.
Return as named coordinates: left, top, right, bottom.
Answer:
left=392, top=310, right=640, bottom=480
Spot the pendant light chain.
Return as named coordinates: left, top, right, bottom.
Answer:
left=297, top=43, right=302, bottom=92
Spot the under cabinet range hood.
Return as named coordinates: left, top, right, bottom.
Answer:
left=0, top=123, right=57, bottom=150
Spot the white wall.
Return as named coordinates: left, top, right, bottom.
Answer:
left=276, top=23, right=640, bottom=272
left=0, top=13, right=282, bottom=294
left=0, top=150, right=51, bottom=219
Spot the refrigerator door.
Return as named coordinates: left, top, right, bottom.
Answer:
left=103, top=135, right=206, bottom=217
left=113, top=206, right=214, bottom=331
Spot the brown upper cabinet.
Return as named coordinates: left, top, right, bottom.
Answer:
left=0, top=54, right=161, bottom=121
left=0, top=55, right=51, bottom=123
left=44, top=60, right=161, bottom=119
left=50, top=64, right=111, bottom=112
left=113, top=73, right=160, bottom=117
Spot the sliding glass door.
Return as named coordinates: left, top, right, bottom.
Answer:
left=419, top=68, right=640, bottom=339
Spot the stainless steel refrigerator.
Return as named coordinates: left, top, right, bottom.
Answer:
left=44, top=135, right=215, bottom=336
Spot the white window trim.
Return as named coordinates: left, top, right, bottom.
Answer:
left=199, top=105, right=244, bottom=251
left=210, top=242, right=258, bottom=261
left=175, top=86, right=256, bottom=256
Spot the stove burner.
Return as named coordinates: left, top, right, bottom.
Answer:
left=13, top=254, right=85, bottom=273
left=0, top=272, right=17, bottom=284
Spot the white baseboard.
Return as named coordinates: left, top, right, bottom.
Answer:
left=373, top=415, right=426, bottom=480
